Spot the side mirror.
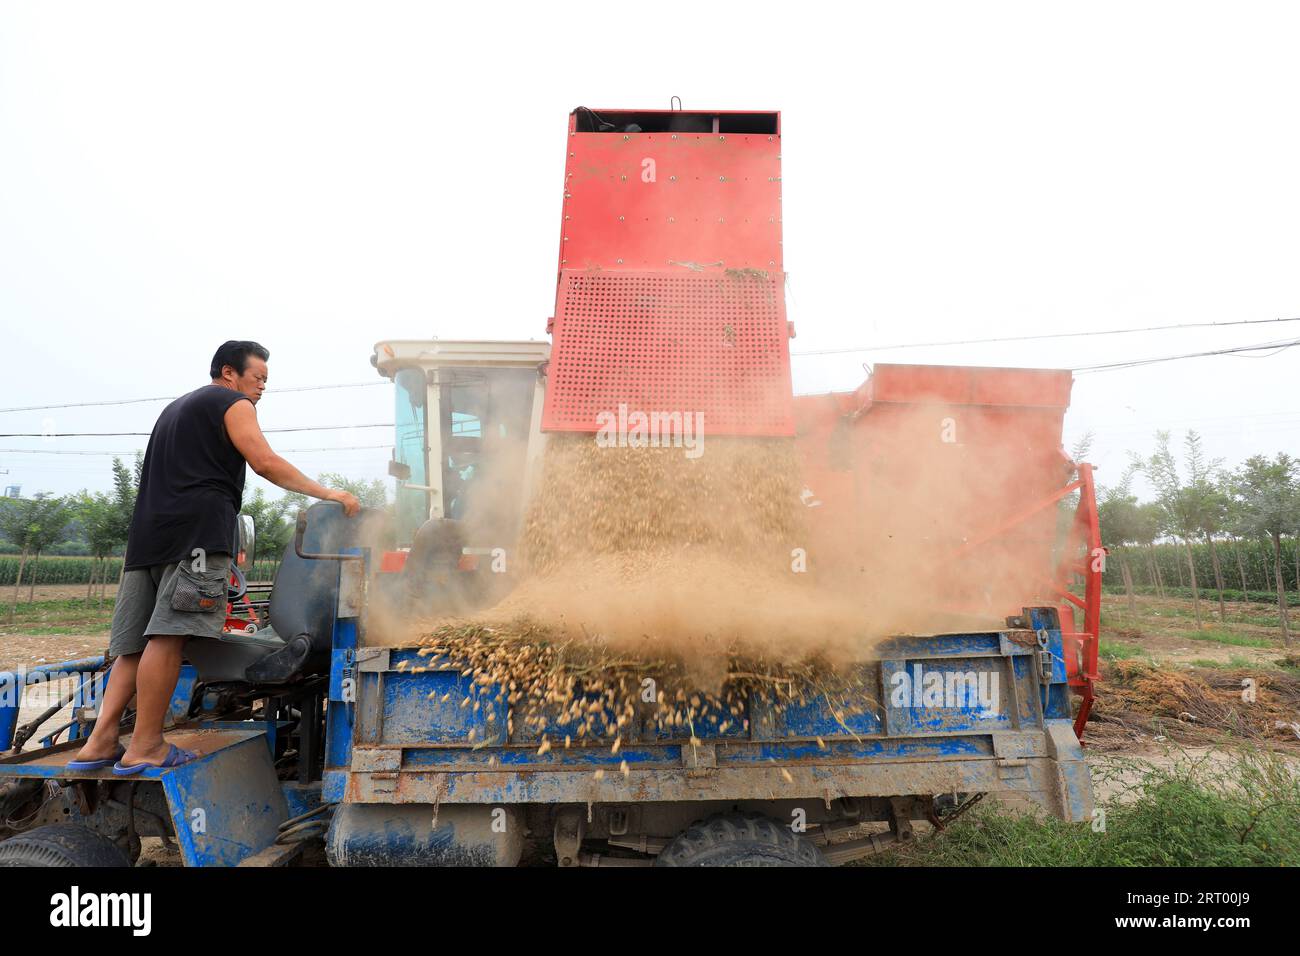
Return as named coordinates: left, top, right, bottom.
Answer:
left=388, top=458, right=412, bottom=480
left=236, top=513, right=255, bottom=572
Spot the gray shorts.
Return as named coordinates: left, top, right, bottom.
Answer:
left=108, top=553, right=232, bottom=657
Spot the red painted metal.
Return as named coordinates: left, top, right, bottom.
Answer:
left=1063, top=462, right=1102, bottom=739
left=379, top=551, right=408, bottom=573
left=792, top=363, right=1100, bottom=741
left=542, top=108, right=793, bottom=435
left=543, top=269, right=794, bottom=434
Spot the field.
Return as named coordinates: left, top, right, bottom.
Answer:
left=2, top=588, right=1297, bottom=865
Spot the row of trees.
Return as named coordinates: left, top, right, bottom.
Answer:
left=0, top=458, right=140, bottom=621
left=0, top=460, right=386, bottom=619
left=1097, top=431, right=1297, bottom=646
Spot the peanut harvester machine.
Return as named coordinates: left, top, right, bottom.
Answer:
left=0, top=106, right=1098, bottom=867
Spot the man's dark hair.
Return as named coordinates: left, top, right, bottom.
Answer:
left=210, top=341, right=270, bottom=379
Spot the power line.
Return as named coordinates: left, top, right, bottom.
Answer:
left=0, top=381, right=388, bottom=415
left=0, top=423, right=395, bottom=438
left=0, top=444, right=392, bottom=457
left=1072, top=337, right=1300, bottom=373
left=790, top=317, right=1300, bottom=357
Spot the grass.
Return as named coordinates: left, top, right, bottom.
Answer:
left=0, top=597, right=116, bottom=635
left=1105, top=600, right=1291, bottom=630
left=1182, top=629, right=1273, bottom=649
left=1188, top=655, right=1260, bottom=669
left=868, top=749, right=1300, bottom=866
left=1100, top=641, right=1147, bottom=662
left=1104, top=584, right=1300, bottom=608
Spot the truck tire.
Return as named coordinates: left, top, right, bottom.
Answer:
left=0, top=824, right=130, bottom=867
left=655, top=813, right=828, bottom=867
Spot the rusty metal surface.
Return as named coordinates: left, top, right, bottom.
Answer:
left=0, top=727, right=257, bottom=773
left=343, top=750, right=1093, bottom=822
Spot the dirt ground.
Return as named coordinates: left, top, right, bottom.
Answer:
left=1099, top=592, right=1295, bottom=667
left=4, top=583, right=121, bottom=604
left=1, top=633, right=109, bottom=672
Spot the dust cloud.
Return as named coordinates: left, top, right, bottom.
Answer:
left=369, top=390, right=1074, bottom=698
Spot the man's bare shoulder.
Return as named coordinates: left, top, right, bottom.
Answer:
left=224, top=398, right=258, bottom=421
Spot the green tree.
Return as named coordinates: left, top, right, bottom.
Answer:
left=105, top=454, right=142, bottom=593
left=0, top=494, right=70, bottom=622
left=1232, top=454, right=1297, bottom=647
left=73, top=491, right=120, bottom=605
left=1144, top=431, right=1222, bottom=629
left=239, top=488, right=298, bottom=563
left=316, top=472, right=387, bottom=509
left=1097, top=463, right=1143, bottom=613
left=1132, top=502, right=1166, bottom=597
left=25, top=496, right=70, bottom=602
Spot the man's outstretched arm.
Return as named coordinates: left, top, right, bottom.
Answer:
left=225, top=400, right=361, bottom=515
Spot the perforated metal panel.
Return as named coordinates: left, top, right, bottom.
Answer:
left=542, top=269, right=794, bottom=436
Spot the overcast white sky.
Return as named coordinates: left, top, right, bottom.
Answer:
left=1, top=1, right=1297, bottom=503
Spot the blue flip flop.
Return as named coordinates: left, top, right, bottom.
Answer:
left=112, top=744, right=200, bottom=777
left=66, top=745, right=126, bottom=772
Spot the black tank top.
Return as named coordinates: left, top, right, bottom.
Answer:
left=124, top=384, right=252, bottom=569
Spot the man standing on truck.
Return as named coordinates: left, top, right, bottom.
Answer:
left=68, top=340, right=361, bottom=774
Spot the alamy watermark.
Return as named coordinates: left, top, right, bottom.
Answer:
left=595, top=403, right=705, bottom=459
left=890, top=663, right=1000, bottom=712
left=0, top=668, right=103, bottom=710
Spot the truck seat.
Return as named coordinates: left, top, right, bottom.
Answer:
left=185, top=501, right=381, bottom=684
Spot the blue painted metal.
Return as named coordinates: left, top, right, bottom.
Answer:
left=282, top=781, right=324, bottom=819
left=375, top=627, right=1073, bottom=747
left=321, top=550, right=354, bottom=804
left=156, top=732, right=289, bottom=866
left=0, top=657, right=107, bottom=750
left=169, top=665, right=199, bottom=726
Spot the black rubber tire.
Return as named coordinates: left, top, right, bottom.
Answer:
left=655, top=813, right=829, bottom=867
left=0, top=824, right=130, bottom=867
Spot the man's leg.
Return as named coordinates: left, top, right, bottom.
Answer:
left=72, top=566, right=155, bottom=762
left=118, top=553, right=231, bottom=767
left=71, top=653, right=140, bottom=761
left=118, top=635, right=186, bottom=767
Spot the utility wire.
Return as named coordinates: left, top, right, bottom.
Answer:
left=790, top=317, right=1300, bottom=356
left=0, top=444, right=392, bottom=456
left=0, top=381, right=387, bottom=415
left=0, top=423, right=395, bottom=438
left=1072, top=337, right=1300, bottom=374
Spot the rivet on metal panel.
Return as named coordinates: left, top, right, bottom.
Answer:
left=622, top=135, right=629, bottom=141
left=767, top=136, right=774, bottom=141
left=668, top=217, right=675, bottom=223
left=719, top=135, right=726, bottom=141
left=563, top=237, right=568, bottom=241
left=616, top=258, right=623, bottom=264
left=618, top=216, right=624, bottom=221
left=669, top=175, right=676, bottom=181
left=671, top=134, right=678, bottom=140
left=769, top=260, right=775, bottom=266
left=718, top=176, right=726, bottom=181
left=718, top=218, right=724, bottom=223
left=620, top=175, right=626, bottom=181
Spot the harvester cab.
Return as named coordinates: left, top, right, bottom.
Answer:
left=369, top=339, right=551, bottom=614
